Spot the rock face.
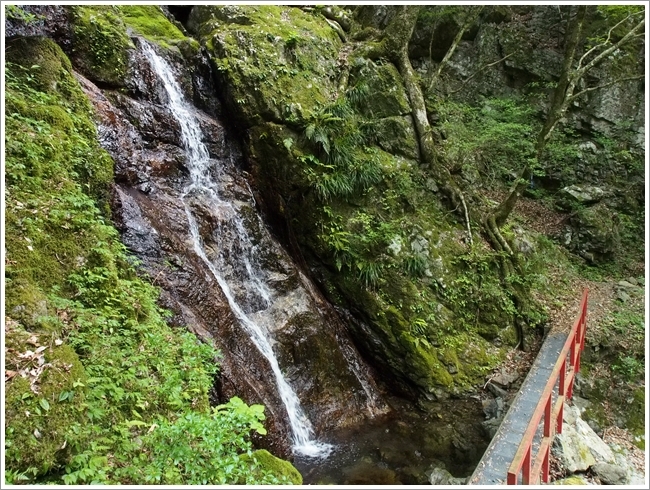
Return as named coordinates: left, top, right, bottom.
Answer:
left=177, top=4, right=644, bottom=402
left=75, top=33, right=387, bottom=457
left=186, top=4, right=512, bottom=402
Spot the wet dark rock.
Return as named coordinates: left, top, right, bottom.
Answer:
left=79, top=43, right=388, bottom=458
left=343, top=460, right=401, bottom=485
left=4, top=5, right=72, bottom=46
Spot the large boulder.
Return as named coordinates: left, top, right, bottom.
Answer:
left=552, top=404, right=616, bottom=475
left=559, top=185, right=611, bottom=207
left=562, top=203, right=620, bottom=263
left=591, top=462, right=627, bottom=485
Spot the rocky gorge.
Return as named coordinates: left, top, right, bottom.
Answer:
left=4, top=4, right=645, bottom=485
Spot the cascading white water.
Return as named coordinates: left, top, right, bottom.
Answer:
left=141, top=42, right=332, bottom=458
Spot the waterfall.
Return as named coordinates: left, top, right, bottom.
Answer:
left=141, top=42, right=332, bottom=458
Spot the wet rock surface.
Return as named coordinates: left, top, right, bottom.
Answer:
left=78, top=40, right=388, bottom=458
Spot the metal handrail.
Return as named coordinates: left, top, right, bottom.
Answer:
left=506, top=289, right=589, bottom=485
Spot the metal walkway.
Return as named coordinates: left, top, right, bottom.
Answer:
left=469, top=331, right=569, bottom=485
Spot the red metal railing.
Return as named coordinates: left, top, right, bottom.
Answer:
left=506, top=288, right=589, bottom=485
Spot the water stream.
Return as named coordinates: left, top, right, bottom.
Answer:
left=141, top=42, right=332, bottom=458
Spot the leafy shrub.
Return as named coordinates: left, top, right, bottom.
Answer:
left=436, top=97, right=539, bottom=187
left=301, top=85, right=382, bottom=201
left=129, top=398, right=286, bottom=485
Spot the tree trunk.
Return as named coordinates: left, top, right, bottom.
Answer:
left=490, top=5, right=587, bottom=228
left=379, top=6, right=467, bottom=214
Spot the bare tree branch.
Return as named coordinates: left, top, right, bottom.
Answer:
left=577, top=10, right=643, bottom=69
left=428, top=6, right=484, bottom=92
left=459, top=192, right=473, bottom=245
left=568, top=74, right=645, bottom=103
left=577, top=17, right=645, bottom=75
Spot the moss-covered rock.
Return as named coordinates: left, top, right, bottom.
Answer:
left=240, top=449, right=303, bottom=484
left=195, top=5, right=341, bottom=127
left=352, top=59, right=412, bottom=118
left=4, top=36, right=73, bottom=94
left=566, top=203, right=621, bottom=263
left=5, top=320, right=88, bottom=475
left=67, top=5, right=134, bottom=86
left=118, top=5, right=186, bottom=46
left=554, top=475, right=590, bottom=485
left=373, top=116, right=420, bottom=160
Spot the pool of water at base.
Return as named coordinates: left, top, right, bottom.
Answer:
left=293, top=395, right=490, bottom=485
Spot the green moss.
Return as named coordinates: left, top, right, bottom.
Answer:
left=198, top=5, right=341, bottom=126
left=68, top=5, right=133, bottom=85
left=352, top=60, right=411, bottom=118
left=118, top=5, right=186, bottom=48
left=239, top=450, right=303, bottom=484
left=554, top=475, right=589, bottom=485
left=4, top=36, right=72, bottom=93
left=194, top=4, right=508, bottom=401
left=625, top=387, right=646, bottom=442
left=4, top=39, right=221, bottom=485
left=5, top=324, right=88, bottom=476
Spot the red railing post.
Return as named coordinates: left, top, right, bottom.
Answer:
left=557, top=392, right=564, bottom=434
left=543, top=396, right=552, bottom=437
left=504, top=289, right=588, bottom=485
left=507, top=471, right=517, bottom=485
left=522, top=446, right=531, bottom=484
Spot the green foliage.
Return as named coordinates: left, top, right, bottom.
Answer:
left=4, top=49, right=292, bottom=486
left=318, top=208, right=404, bottom=289
left=301, top=85, right=382, bottom=201
left=612, top=356, right=644, bottom=381
left=285, top=30, right=301, bottom=49
left=403, top=255, right=428, bottom=278
left=441, top=246, right=517, bottom=333
left=129, top=398, right=285, bottom=485
left=587, top=6, right=644, bottom=55
left=436, top=97, right=539, bottom=186
left=417, top=5, right=483, bottom=31
left=5, top=5, right=44, bottom=24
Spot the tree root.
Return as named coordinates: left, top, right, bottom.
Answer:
left=459, top=192, right=473, bottom=245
